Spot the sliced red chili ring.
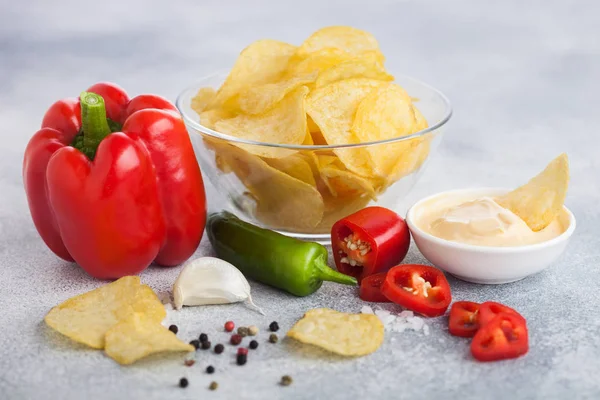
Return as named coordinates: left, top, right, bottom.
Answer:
left=471, top=312, right=529, bottom=362
left=359, top=272, right=391, bottom=303
left=448, top=301, right=480, bottom=337
left=380, top=264, right=452, bottom=317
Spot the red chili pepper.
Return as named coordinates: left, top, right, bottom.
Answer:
left=380, top=264, right=452, bottom=317
left=448, top=301, right=480, bottom=337
left=479, top=302, right=525, bottom=327
left=471, top=313, right=529, bottom=362
left=23, top=83, right=206, bottom=279
left=331, top=207, right=410, bottom=282
left=359, top=272, right=391, bottom=303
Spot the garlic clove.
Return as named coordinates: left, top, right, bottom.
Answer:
left=173, top=257, right=264, bottom=315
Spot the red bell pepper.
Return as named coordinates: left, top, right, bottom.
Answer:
left=471, top=313, right=529, bottom=362
left=23, top=83, right=206, bottom=279
left=448, top=301, right=480, bottom=337
left=478, top=301, right=526, bottom=327
left=331, top=206, right=410, bottom=282
left=380, top=264, right=452, bottom=317
left=359, top=272, right=391, bottom=303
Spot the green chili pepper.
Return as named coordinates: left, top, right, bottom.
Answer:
left=206, top=212, right=357, bottom=296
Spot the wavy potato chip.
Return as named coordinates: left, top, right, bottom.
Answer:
left=296, top=26, right=381, bottom=58
left=314, top=194, right=371, bottom=232
left=191, top=87, right=217, bottom=114
left=199, top=108, right=235, bottom=130
left=265, top=155, right=316, bottom=187
left=316, top=52, right=393, bottom=88
left=208, top=39, right=297, bottom=110
left=206, top=140, right=324, bottom=230
left=306, top=78, right=387, bottom=176
left=496, top=154, right=569, bottom=231
left=238, top=73, right=316, bottom=115
left=44, top=277, right=165, bottom=349
left=286, top=47, right=352, bottom=76
left=351, top=83, right=417, bottom=177
left=319, top=162, right=378, bottom=200
left=287, top=308, right=384, bottom=356
left=215, top=86, right=309, bottom=159
left=104, top=313, right=194, bottom=365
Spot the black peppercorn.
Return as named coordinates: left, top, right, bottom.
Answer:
left=269, top=321, right=279, bottom=332
left=189, top=339, right=200, bottom=350
left=249, top=340, right=259, bottom=349
left=214, top=344, right=224, bottom=354
left=206, top=365, right=215, bottom=374
left=179, top=377, right=188, bottom=388
left=199, top=333, right=208, bottom=343
left=168, top=325, right=178, bottom=334
left=201, top=340, right=211, bottom=350
left=236, top=353, right=247, bottom=365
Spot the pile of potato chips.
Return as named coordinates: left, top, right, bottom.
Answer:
left=45, top=277, right=193, bottom=365
left=192, top=26, right=431, bottom=232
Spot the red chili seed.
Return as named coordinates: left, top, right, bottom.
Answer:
left=224, top=321, right=235, bottom=332
left=237, top=348, right=248, bottom=356
left=230, top=334, right=242, bottom=345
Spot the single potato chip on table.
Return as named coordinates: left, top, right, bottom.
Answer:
left=44, top=276, right=165, bottom=349
left=496, top=153, right=569, bottom=231
left=104, top=313, right=194, bottom=365
left=287, top=308, right=384, bottom=356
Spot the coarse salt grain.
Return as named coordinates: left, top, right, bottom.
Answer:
left=361, top=307, right=429, bottom=335
left=361, top=305, right=374, bottom=315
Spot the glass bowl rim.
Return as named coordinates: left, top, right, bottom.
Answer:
left=176, top=70, right=453, bottom=150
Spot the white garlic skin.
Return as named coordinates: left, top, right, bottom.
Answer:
left=173, top=257, right=259, bottom=312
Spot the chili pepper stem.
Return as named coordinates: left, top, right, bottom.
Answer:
left=314, top=254, right=357, bottom=286
left=80, top=91, right=112, bottom=159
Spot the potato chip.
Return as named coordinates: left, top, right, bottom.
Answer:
left=199, top=108, right=235, bottom=130
left=191, top=87, right=217, bottom=114
left=296, top=26, right=381, bottom=58
left=320, top=166, right=378, bottom=200
left=206, top=140, right=324, bottom=230
left=287, top=308, right=384, bottom=356
left=286, top=47, right=351, bottom=76
left=496, top=154, right=569, bottom=231
left=44, top=277, right=165, bottom=349
left=215, top=86, right=309, bottom=159
left=315, top=194, right=371, bottom=232
left=413, top=106, right=428, bottom=132
left=315, top=52, right=393, bottom=88
left=265, top=155, right=316, bottom=187
left=238, top=73, right=316, bottom=115
left=104, top=313, right=194, bottom=365
left=351, top=83, right=417, bottom=177
left=306, top=78, right=387, bottom=175
left=207, top=40, right=297, bottom=110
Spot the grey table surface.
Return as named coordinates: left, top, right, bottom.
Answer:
left=1, top=0, right=599, bottom=399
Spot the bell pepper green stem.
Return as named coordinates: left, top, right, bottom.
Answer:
left=80, top=91, right=111, bottom=159
left=313, top=253, right=357, bottom=286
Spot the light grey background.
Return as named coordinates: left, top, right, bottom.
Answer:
left=1, top=1, right=599, bottom=399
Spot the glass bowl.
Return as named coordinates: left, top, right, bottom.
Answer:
left=177, top=71, right=452, bottom=243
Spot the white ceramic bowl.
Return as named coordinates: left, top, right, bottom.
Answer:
left=406, top=188, right=576, bottom=284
